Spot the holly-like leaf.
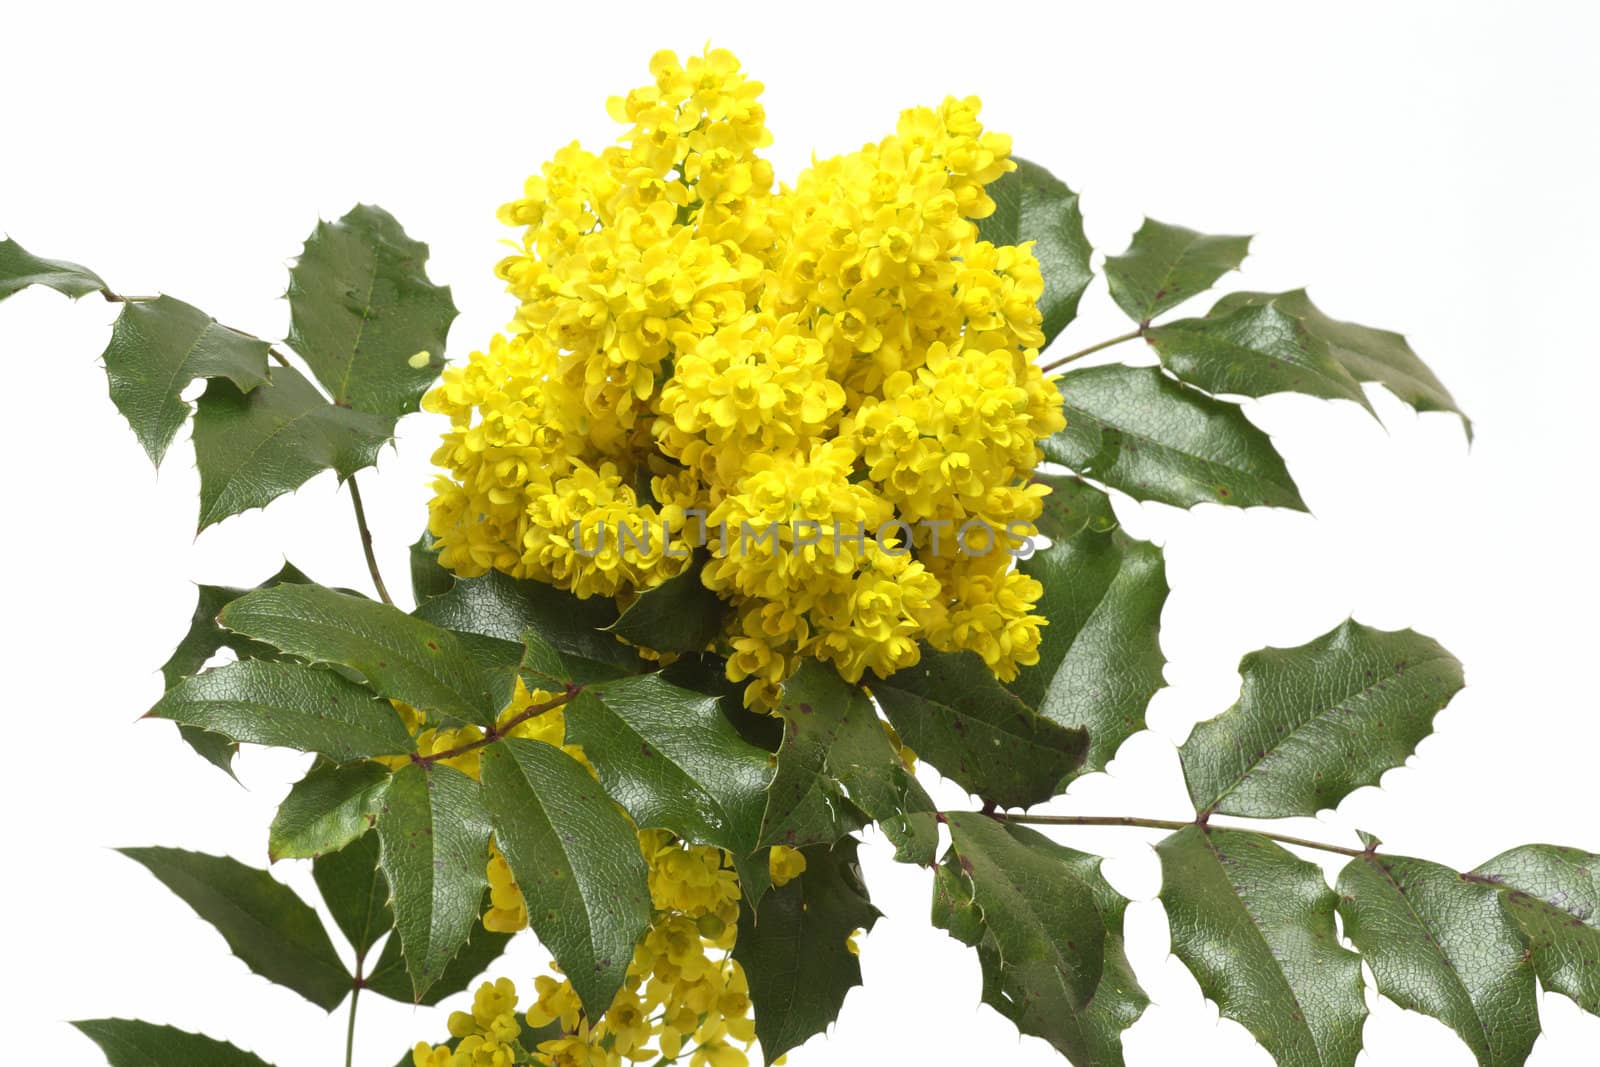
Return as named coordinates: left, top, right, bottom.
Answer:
left=1104, top=218, right=1251, bottom=324
left=1158, top=826, right=1366, bottom=1067
left=874, top=648, right=1087, bottom=809
left=364, top=912, right=514, bottom=1007
left=1031, top=471, right=1118, bottom=543
left=221, top=583, right=507, bottom=726
left=101, top=295, right=272, bottom=465
left=375, top=762, right=492, bottom=1000
left=1147, top=297, right=1375, bottom=413
left=119, top=847, right=351, bottom=1011
left=191, top=365, right=392, bottom=531
left=762, top=660, right=932, bottom=862
left=1337, top=852, right=1540, bottom=1066
left=480, top=738, right=652, bottom=1017
left=410, top=530, right=453, bottom=604
left=1012, top=521, right=1167, bottom=777
left=606, top=555, right=723, bottom=653
left=563, top=674, right=772, bottom=857
left=0, top=236, right=105, bottom=301
left=1180, top=620, right=1464, bottom=818
left=1213, top=289, right=1470, bottom=434
left=936, top=815, right=1146, bottom=1065
left=148, top=660, right=415, bottom=761
left=1046, top=364, right=1305, bottom=510
left=286, top=204, right=457, bottom=418
left=73, top=1020, right=275, bottom=1067
left=311, top=830, right=393, bottom=959
left=977, top=157, right=1093, bottom=345
left=270, top=761, right=392, bottom=861
left=733, top=839, right=880, bottom=1062
left=1473, top=844, right=1600, bottom=1016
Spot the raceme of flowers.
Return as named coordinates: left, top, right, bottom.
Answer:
left=387, top=682, right=819, bottom=1067
left=423, top=47, right=1066, bottom=706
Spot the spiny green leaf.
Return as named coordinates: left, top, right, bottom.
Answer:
left=1031, top=472, right=1118, bottom=543
left=1046, top=364, right=1305, bottom=510
left=1158, top=826, right=1366, bottom=1067
left=375, top=762, right=492, bottom=1000
left=977, top=157, right=1093, bottom=345
left=1180, top=619, right=1464, bottom=818
left=222, top=583, right=506, bottom=726
left=73, top=1020, right=274, bottom=1067
left=191, top=365, right=392, bottom=530
left=481, top=738, right=652, bottom=1018
left=1473, top=844, right=1600, bottom=1017
left=311, top=829, right=393, bottom=959
left=733, top=839, right=879, bottom=1062
left=1012, top=520, right=1167, bottom=777
left=564, top=674, right=772, bottom=857
left=149, top=659, right=415, bottom=761
left=0, top=236, right=105, bottom=301
left=119, top=846, right=351, bottom=1011
left=762, top=660, right=930, bottom=862
left=270, top=761, right=391, bottom=861
left=874, top=648, right=1087, bottom=809
left=1147, top=297, right=1375, bottom=413
left=101, top=295, right=271, bottom=465
left=286, top=204, right=457, bottom=418
left=1213, top=289, right=1471, bottom=435
left=365, top=902, right=513, bottom=1007
left=1104, top=218, right=1251, bottom=323
left=410, top=530, right=453, bottom=604
left=936, top=815, right=1146, bottom=1065
left=606, top=555, right=723, bottom=653
left=1337, top=852, right=1540, bottom=1067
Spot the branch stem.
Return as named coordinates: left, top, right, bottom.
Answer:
left=1038, top=328, right=1144, bottom=373
left=410, top=689, right=580, bottom=766
left=348, top=477, right=394, bottom=607
left=992, top=812, right=1366, bottom=858
left=344, top=970, right=362, bottom=1067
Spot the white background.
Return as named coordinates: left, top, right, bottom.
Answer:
left=3, top=2, right=1597, bottom=1064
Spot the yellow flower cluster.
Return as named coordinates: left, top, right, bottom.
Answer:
left=424, top=47, right=1064, bottom=705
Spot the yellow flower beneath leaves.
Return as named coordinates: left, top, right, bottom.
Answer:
left=424, top=45, right=1065, bottom=707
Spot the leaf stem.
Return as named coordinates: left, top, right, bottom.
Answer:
left=100, top=289, right=159, bottom=303
left=348, top=477, right=394, bottom=607
left=411, top=688, right=581, bottom=766
left=1038, top=328, right=1144, bottom=373
left=344, top=968, right=362, bottom=1067
left=992, top=812, right=1366, bottom=858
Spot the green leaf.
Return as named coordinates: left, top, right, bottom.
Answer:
left=1104, top=218, right=1251, bottom=323
left=1146, top=297, right=1375, bottom=413
left=0, top=236, right=105, bottom=301
left=481, top=738, right=652, bottom=1017
left=936, top=815, right=1146, bottom=1065
left=149, top=660, right=415, bottom=761
left=119, top=846, right=351, bottom=1011
left=412, top=569, right=641, bottom=683
left=976, top=157, right=1093, bottom=345
left=1337, top=852, right=1540, bottom=1067
left=563, top=674, right=772, bottom=857
left=365, top=904, right=514, bottom=1007
left=1180, top=620, right=1464, bottom=818
left=1031, top=472, right=1118, bottom=543
left=191, top=365, right=392, bottom=530
left=269, top=761, right=391, bottom=861
left=1158, top=826, right=1366, bottom=1067
left=312, top=829, right=393, bottom=958
left=733, top=839, right=879, bottom=1062
left=375, top=761, right=493, bottom=1000
left=1214, top=289, right=1470, bottom=434
left=101, top=295, right=272, bottom=465
left=762, top=660, right=934, bottom=863
left=286, top=204, right=457, bottom=418
left=221, top=583, right=506, bottom=726
left=410, top=530, right=453, bottom=603
left=1045, top=364, right=1306, bottom=510
left=1473, top=844, right=1600, bottom=1016
left=874, top=648, right=1087, bottom=809
left=73, top=1020, right=274, bottom=1067
left=1012, top=521, right=1167, bottom=777
left=606, top=556, right=723, bottom=653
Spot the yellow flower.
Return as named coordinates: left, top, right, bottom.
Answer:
left=768, top=845, right=807, bottom=887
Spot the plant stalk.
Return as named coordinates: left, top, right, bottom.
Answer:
left=1038, top=328, right=1144, bottom=373
left=344, top=970, right=362, bottom=1067
left=992, top=812, right=1367, bottom=858
left=348, top=477, right=395, bottom=607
